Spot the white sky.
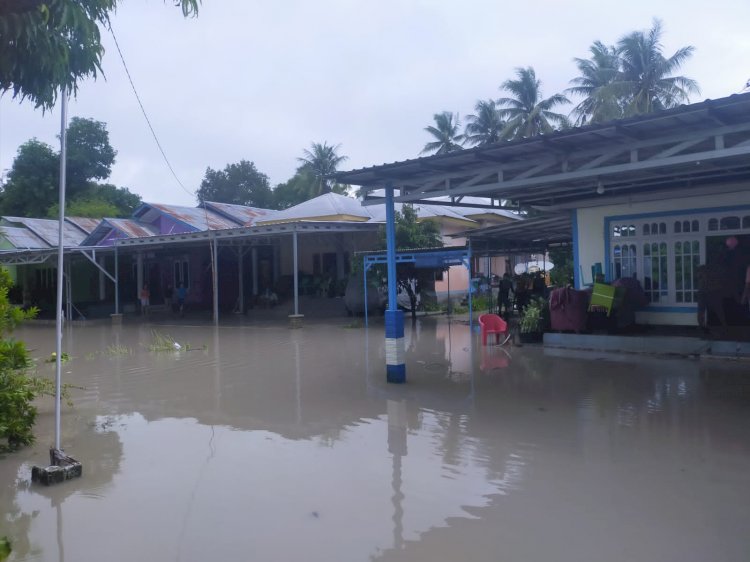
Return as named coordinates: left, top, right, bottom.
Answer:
left=1, top=0, right=748, bottom=207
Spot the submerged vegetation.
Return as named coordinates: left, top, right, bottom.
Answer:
left=147, top=330, right=203, bottom=353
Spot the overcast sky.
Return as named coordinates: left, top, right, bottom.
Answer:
left=1, top=0, right=748, bottom=207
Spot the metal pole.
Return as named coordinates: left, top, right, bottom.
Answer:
left=212, top=237, right=219, bottom=324
left=53, top=90, right=68, bottom=451
left=238, top=247, right=244, bottom=314
left=114, top=243, right=119, bottom=314
left=65, top=262, right=72, bottom=322
left=251, top=246, right=258, bottom=297
left=468, top=241, right=473, bottom=329
left=384, top=185, right=405, bottom=383
left=293, top=230, right=299, bottom=316
left=363, top=262, right=368, bottom=327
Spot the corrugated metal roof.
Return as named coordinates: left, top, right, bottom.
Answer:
left=65, top=216, right=101, bottom=234
left=1, top=216, right=87, bottom=246
left=139, top=203, right=239, bottom=231
left=335, top=92, right=750, bottom=189
left=0, top=226, right=50, bottom=249
left=202, top=201, right=277, bottom=226
left=256, top=193, right=372, bottom=224
left=104, top=218, right=160, bottom=238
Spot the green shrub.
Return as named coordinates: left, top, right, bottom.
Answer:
left=0, top=268, right=39, bottom=451
left=520, top=297, right=550, bottom=334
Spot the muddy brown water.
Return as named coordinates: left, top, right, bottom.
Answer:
left=1, top=318, right=749, bottom=562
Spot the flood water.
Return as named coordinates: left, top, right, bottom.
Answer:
left=1, top=317, right=749, bottom=562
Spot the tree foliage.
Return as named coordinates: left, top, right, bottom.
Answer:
left=377, top=205, right=443, bottom=318
left=0, top=0, right=200, bottom=110
left=568, top=20, right=698, bottom=124
left=0, top=268, right=38, bottom=451
left=464, top=100, right=505, bottom=146
left=297, top=142, right=348, bottom=196
left=421, top=112, right=464, bottom=155
left=196, top=160, right=273, bottom=208
left=0, top=117, right=139, bottom=217
left=497, top=67, right=570, bottom=140
left=271, top=165, right=349, bottom=210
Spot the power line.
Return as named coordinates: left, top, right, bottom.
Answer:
left=108, top=23, right=195, bottom=199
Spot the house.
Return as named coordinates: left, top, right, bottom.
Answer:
left=335, top=91, right=750, bottom=328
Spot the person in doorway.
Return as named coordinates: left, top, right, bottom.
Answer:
left=140, top=284, right=150, bottom=316
left=164, top=284, right=173, bottom=312
left=498, top=273, right=514, bottom=318
left=177, top=283, right=187, bottom=316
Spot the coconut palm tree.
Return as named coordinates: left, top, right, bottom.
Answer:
left=464, top=100, right=505, bottom=146
left=567, top=41, right=623, bottom=126
left=613, top=19, right=699, bottom=116
left=297, top=142, right=348, bottom=195
left=421, top=112, right=465, bottom=155
left=497, top=67, right=570, bottom=140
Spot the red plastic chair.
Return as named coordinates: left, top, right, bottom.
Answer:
left=478, top=313, right=510, bottom=346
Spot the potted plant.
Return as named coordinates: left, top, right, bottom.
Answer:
left=519, top=297, right=549, bottom=343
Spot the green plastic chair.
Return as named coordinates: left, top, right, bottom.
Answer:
left=589, top=282, right=619, bottom=316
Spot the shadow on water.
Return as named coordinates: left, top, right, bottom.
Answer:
left=0, top=317, right=748, bottom=562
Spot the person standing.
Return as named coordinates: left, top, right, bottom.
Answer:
left=140, top=284, right=150, bottom=316
left=177, top=283, right=187, bottom=317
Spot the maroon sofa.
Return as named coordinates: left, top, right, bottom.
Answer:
left=549, top=287, right=590, bottom=332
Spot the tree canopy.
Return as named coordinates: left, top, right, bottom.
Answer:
left=297, top=142, right=348, bottom=196
left=196, top=160, right=273, bottom=208
left=464, top=100, right=505, bottom=146
left=568, top=20, right=698, bottom=124
left=377, top=205, right=443, bottom=318
left=0, top=117, right=140, bottom=218
left=0, top=0, right=200, bottom=110
left=421, top=112, right=465, bottom=155
left=497, top=67, right=570, bottom=140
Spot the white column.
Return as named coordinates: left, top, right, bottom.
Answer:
left=251, top=246, right=259, bottom=296
left=293, top=231, right=299, bottom=316
left=98, top=256, right=106, bottom=300
left=136, top=252, right=144, bottom=300
left=212, top=238, right=219, bottom=324
left=238, top=247, right=244, bottom=314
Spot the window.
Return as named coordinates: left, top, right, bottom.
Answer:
left=174, top=260, right=190, bottom=288
left=743, top=216, right=750, bottom=229
left=720, top=216, right=740, bottom=230
left=675, top=240, right=700, bottom=303
left=674, top=221, right=681, bottom=233
left=613, top=244, right=637, bottom=280
left=708, top=218, right=718, bottom=231
left=643, top=242, right=668, bottom=303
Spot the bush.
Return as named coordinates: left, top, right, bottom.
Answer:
left=519, top=297, right=550, bottom=334
left=0, top=268, right=39, bottom=452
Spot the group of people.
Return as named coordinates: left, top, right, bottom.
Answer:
left=494, top=271, right=548, bottom=318
left=139, top=283, right=187, bottom=316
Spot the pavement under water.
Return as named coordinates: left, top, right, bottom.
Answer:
left=1, top=318, right=749, bottom=562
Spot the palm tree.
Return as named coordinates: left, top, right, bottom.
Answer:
left=421, top=112, right=465, bottom=155
left=464, top=100, right=505, bottom=146
left=297, top=142, right=348, bottom=195
left=497, top=67, right=570, bottom=140
left=613, top=19, right=699, bottom=116
left=567, top=41, right=623, bottom=126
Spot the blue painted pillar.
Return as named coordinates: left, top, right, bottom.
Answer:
left=384, top=184, right=405, bottom=383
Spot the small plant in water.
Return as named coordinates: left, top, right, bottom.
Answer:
left=148, top=330, right=199, bottom=352
left=43, top=351, right=70, bottom=363
left=0, top=536, right=11, bottom=560
left=106, top=344, right=132, bottom=356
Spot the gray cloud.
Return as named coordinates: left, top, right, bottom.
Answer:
left=1, top=0, right=748, bottom=207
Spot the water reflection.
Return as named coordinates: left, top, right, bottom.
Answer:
left=0, top=319, right=748, bottom=561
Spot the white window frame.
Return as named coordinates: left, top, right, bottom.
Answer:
left=608, top=209, right=750, bottom=308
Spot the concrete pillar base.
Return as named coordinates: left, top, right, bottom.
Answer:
left=110, top=313, right=123, bottom=325
left=288, top=314, right=304, bottom=328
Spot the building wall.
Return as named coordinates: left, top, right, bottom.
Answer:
left=575, top=187, right=750, bottom=325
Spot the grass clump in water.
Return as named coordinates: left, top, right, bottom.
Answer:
left=148, top=330, right=202, bottom=352
left=106, top=344, right=132, bottom=356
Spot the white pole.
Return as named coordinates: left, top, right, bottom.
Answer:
left=54, top=90, right=68, bottom=451
left=293, top=231, right=299, bottom=316
left=212, top=237, right=219, bottom=324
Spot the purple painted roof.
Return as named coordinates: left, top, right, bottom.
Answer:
left=102, top=219, right=159, bottom=238
left=139, top=203, right=239, bottom=231
left=203, top=201, right=277, bottom=226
